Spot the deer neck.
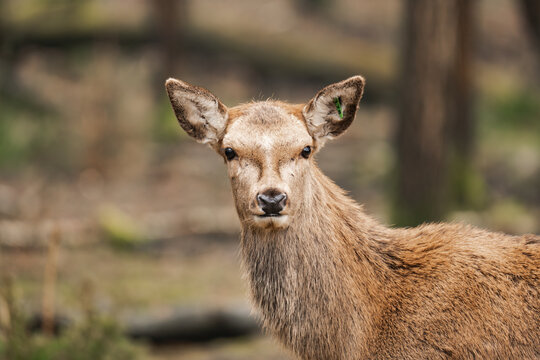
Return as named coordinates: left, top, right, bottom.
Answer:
left=240, top=165, right=391, bottom=356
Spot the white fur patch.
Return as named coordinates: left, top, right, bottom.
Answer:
left=259, top=134, right=275, bottom=152
left=253, top=215, right=290, bottom=230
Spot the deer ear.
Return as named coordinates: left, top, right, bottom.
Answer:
left=165, top=78, right=228, bottom=148
left=303, top=76, right=365, bottom=145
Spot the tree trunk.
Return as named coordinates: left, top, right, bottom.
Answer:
left=451, top=0, right=474, bottom=159
left=520, top=0, right=540, bottom=79
left=449, top=0, right=477, bottom=208
left=394, top=0, right=459, bottom=226
left=520, top=0, right=540, bottom=52
left=152, top=0, right=187, bottom=83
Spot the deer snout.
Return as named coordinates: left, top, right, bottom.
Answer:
left=257, top=189, right=287, bottom=216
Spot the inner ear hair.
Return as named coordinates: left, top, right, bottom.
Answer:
left=165, top=78, right=228, bottom=147
left=302, top=75, right=365, bottom=144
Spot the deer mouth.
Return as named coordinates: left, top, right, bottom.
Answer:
left=258, top=214, right=283, bottom=218
left=252, top=213, right=290, bottom=229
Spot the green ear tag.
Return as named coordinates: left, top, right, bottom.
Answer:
left=333, top=97, right=344, bottom=119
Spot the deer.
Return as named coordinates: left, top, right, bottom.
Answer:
left=165, top=76, right=540, bottom=359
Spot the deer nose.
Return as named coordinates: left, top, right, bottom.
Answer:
left=257, top=190, right=287, bottom=216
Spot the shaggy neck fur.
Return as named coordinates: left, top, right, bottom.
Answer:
left=240, top=164, right=395, bottom=359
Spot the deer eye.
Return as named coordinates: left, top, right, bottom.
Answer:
left=301, top=146, right=312, bottom=159
left=224, top=147, right=237, bottom=161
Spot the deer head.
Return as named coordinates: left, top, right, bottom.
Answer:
left=166, top=76, right=365, bottom=230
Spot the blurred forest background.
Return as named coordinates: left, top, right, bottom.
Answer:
left=0, top=0, right=539, bottom=359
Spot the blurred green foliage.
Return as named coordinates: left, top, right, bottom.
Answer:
left=0, top=283, right=146, bottom=360
left=98, top=205, right=147, bottom=250
left=480, top=87, right=540, bottom=136
left=449, top=156, right=487, bottom=210
left=0, top=89, right=73, bottom=173
left=152, top=95, right=186, bottom=143
left=0, top=317, right=145, bottom=360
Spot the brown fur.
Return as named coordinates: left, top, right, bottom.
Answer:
left=165, top=76, right=540, bottom=359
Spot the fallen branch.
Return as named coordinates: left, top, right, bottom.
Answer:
left=125, top=306, right=260, bottom=344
